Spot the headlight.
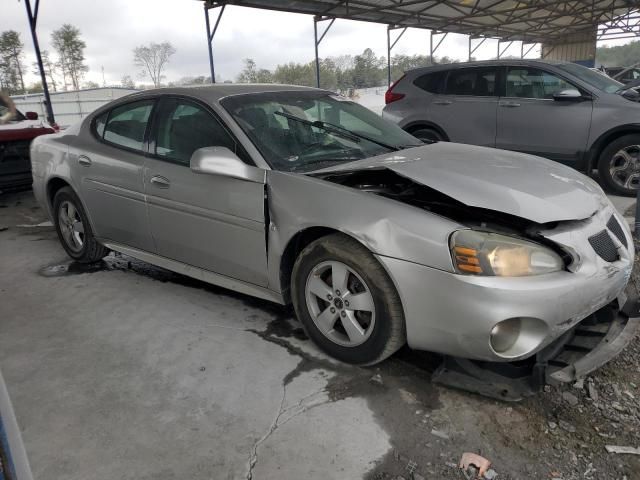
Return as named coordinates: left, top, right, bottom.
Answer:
left=450, top=230, right=564, bottom=277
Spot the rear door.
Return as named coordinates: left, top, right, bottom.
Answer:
left=144, top=96, right=268, bottom=286
left=496, top=66, right=593, bottom=164
left=71, top=99, right=155, bottom=251
left=429, top=66, right=499, bottom=146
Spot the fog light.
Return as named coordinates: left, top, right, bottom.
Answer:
left=490, top=318, right=521, bottom=353
left=490, top=317, right=548, bottom=359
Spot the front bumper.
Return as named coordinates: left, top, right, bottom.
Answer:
left=375, top=202, right=635, bottom=363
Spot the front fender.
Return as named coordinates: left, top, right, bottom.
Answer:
left=266, top=171, right=461, bottom=292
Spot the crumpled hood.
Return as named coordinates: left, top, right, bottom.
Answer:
left=313, top=142, right=606, bottom=224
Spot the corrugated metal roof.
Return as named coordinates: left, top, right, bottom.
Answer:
left=204, top=0, right=640, bottom=44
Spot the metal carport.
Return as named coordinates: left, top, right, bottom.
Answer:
left=202, top=0, right=640, bottom=86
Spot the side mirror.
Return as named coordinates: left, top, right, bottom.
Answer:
left=25, top=111, right=38, bottom=120
left=190, top=146, right=264, bottom=183
left=553, top=89, right=582, bottom=101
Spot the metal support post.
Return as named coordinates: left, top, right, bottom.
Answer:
left=314, top=16, right=335, bottom=88
left=387, top=26, right=407, bottom=86
left=204, top=2, right=225, bottom=83
left=24, top=0, right=55, bottom=124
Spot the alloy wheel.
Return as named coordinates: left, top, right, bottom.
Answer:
left=304, top=260, right=376, bottom=347
left=58, top=200, right=85, bottom=252
left=609, top=145, right=640, bottom=191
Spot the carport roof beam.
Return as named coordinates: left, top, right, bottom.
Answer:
left=201, top=1, right=639, bottom=44
left=468, top=36, right=488, bottom=61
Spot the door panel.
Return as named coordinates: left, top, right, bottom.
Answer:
left=70, top=100, right=155, bottom=251
left=429, top=66, right=499, bottom=146
left=144, top=159, right=268, bottom=286
left=496, top=67, right=593, bottom=164
left=144, top=97, right=268, bottom=286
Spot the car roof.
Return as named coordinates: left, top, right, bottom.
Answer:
left=406, top=59, right=575, bottom=75
left=116, top=83, right=325, bottom=105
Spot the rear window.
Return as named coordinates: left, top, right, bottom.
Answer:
left=413, top=71, right=445, bottom=93
left=444, top=67, right=498, bottom=96
left=102, top=100, right=154, bottom=152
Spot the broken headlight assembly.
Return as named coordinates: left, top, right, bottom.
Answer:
left=450, top=230, right=564, bottom=276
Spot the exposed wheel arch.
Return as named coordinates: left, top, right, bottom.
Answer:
left=46, top=177, right=98, bottom=235
left=587, top=124, right=640, bottom=172
left=279, top=227, right=385, bottom=305
left=403, top=121, right=449, bottom=141
left=47, top=177, right=72, bottom=210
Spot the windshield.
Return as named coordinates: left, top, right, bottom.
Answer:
left=556, top=62, right=623, bottom=93
left=221, top=91, right=422, bottom=172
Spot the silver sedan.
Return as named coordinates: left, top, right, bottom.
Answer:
left=31, top=85, right=638, bottom=384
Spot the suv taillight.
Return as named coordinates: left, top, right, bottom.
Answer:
left=385, top=75, right=406, bottom=104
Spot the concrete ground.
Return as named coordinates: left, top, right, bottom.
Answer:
left=1, top=190, right=639, bottom=480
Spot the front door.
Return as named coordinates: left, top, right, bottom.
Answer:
left=144, top=97, right=268, bottom=286
left=71, top=99, right=155, bottom=251
left=429, top=66, right=499, bottom=147
left=496, top=66, right=593, bottom=165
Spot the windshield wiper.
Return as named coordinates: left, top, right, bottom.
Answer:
left=274, top=111, right=401, bottom=152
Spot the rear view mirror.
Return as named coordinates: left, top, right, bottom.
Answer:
left=25, top=111, right=38, bottom=120
left=190, top=147, right=264, bottom=183
left=553, top=89, right=582, bottom=101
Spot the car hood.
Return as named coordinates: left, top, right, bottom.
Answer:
left=312, top=142, right=605, bottom=224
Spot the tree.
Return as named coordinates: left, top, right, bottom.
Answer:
left=133, top=42, right=176, bottom=87
left=0, top=30, right=26, bottom=94
left=83, top=80, right=99, bottom=89
left=597, top=40, right=640, bottom=67
left=121, top=75, right=135, bottom=88
left=51, top=24, right=88, bottom=90
left=27, top=82, right=43, bottom=93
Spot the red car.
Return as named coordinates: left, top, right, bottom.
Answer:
left=0, top=98, right=56, bottom=191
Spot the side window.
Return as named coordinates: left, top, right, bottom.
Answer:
left=154, top=98, right=237, bottom=165
left=413, top=71, right=445, bottom=93
left=444, top=67, right=497, bottom=96
left=103, top=100, right=153, bottom=151
left=94, top=111, right=108, bottom=137
left=506, top=68, right=576, bottom=99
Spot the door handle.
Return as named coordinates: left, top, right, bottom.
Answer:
left=500, top=101, right=521, bottom=108
left=150, top=175, right=170, bottom=188
left=433, top=100, right=453, bottom=105
left=78, top=155, right=92, bottom=166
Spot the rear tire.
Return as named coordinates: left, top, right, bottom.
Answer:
left=597, top=134, right=640, bottom=196
left=410, top=127, right=444, bottom=143
left=53, top=187, right=108, bottom=263
left=291, top=233, right=405, bottom=365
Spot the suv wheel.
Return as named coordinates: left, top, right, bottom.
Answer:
left=291, top=233, right=405, bottom=365
left=410, top=127, right=443, bottom=143
left=598, top=134, right=640, bottom=196
left=53, top=187, right=108, bottom=263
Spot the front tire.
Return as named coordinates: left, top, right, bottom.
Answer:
left=53, top=187, right=108, bottom=263
left=291, top=233, right=405, bottom=365
left=597, top=134, right=640, bottom=196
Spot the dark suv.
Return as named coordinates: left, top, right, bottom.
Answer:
left=383, top=59, right=640, bottom=196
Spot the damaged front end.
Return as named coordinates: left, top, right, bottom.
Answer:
left=313, top=166, right=639, bottom=401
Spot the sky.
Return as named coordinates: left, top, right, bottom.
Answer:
left=2, top=0, right=636, bottom=88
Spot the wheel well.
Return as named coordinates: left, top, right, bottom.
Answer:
left=279, top=226, right=341, bottom=304
left=47, top=177, right=71, bottom=208
left=588, top=126, right=640, bottom=171
left=404, top=122, right=449, bottom=141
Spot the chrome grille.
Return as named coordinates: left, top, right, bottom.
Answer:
left=607, top=214, right=627, bottom=248
left=588, top=230, right=619, bottom=262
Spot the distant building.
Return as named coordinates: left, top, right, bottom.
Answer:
left=11, top=87, right=138, bottom=128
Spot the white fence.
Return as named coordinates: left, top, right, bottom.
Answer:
left=11, top=87, right=138, bottom=128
